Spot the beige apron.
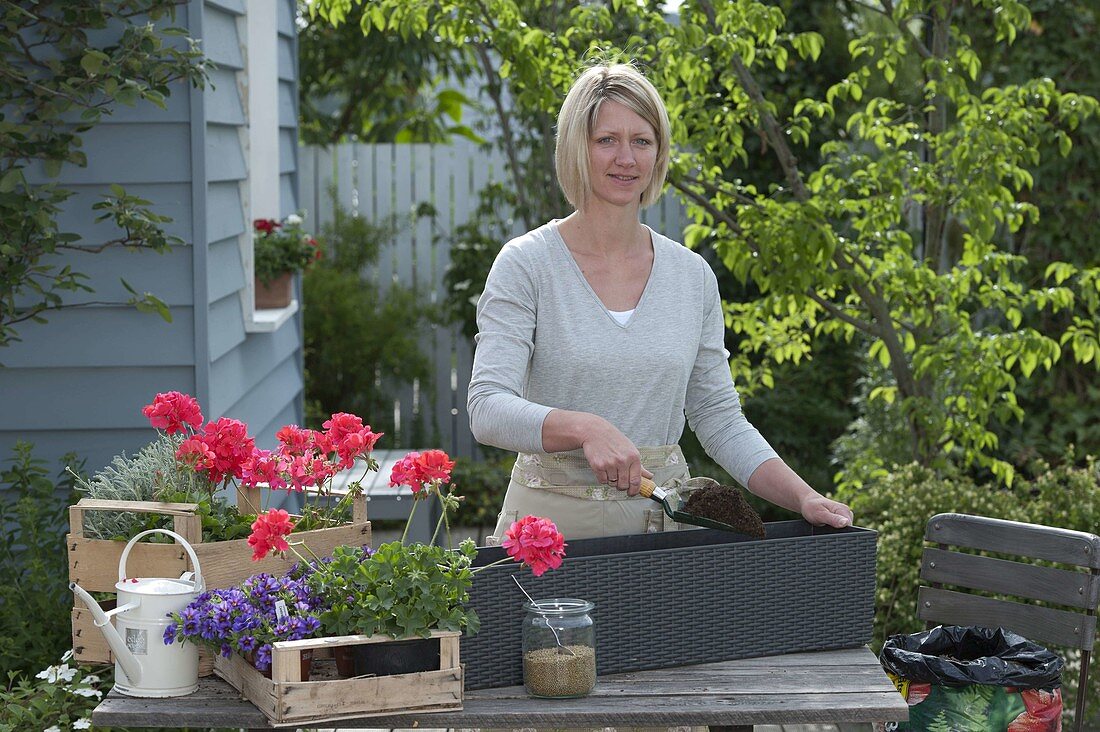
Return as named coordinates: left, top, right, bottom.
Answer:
left=487, top=445, right=691, bottom=543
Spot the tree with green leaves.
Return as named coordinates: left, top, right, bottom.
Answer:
left=0, top=1, right=208, bottom=351
left=313, top=0, right=1098, bottom=488
left=297, top=0, right=481, bottom=145
left=959, top=0, right=1100, bottom=464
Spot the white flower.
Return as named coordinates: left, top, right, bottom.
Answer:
left=61, top=649, right=73, bottom=662
left=285, top=213, right=303, bottom=226
left=69, top=687, right=102, bottom=699
left=73, top=720, right=92, bottom=730
left=83, top=674, right=100, bottom=685
left=44, top=726, right=61, bottom=732
left=35, top=664, right=76, bottom=683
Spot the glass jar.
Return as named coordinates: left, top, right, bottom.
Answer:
left=521, top=598, right=596, bottom=698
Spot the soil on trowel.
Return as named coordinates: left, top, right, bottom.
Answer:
left=682, top=483, right=766, bottom=539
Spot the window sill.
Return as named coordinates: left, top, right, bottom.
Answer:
left=244, top=299, right=299, bottom=333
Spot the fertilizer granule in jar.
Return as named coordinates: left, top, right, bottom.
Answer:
left=522, top=644, right=596, bottom=697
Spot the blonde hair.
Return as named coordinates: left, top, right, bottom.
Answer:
left=554, top=63, right=671, bottom=211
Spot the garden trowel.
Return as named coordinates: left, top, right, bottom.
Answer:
left=638, top=476, right=764, bottom=538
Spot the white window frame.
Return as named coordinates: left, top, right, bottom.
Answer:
left=242, top=1, right=297, bottom=332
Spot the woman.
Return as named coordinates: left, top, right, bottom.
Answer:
left=468, top=63, right=853, bottom=541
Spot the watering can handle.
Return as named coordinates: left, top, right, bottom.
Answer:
left=118, top=529, right=205, bottom=592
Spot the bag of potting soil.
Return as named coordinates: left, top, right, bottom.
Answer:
left=879, top=625, right=1064, bottom=732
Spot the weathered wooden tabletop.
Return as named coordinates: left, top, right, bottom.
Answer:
left=92, top=646, right=907, bottom=731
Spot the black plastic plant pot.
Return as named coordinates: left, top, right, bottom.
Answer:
left=352, top=637, right=441, bottom=676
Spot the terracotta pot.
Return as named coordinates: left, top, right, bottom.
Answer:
left=352, top=638, right=440, bottom=676
left=248, top=648, right=313, bottom=680
left=254, top=272, right=292, bottom=309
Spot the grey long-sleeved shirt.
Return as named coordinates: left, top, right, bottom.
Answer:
left=467, top=220, right=778, bottom=487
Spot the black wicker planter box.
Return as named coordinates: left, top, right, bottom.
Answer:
left=464, top=520, right=876, bottom=689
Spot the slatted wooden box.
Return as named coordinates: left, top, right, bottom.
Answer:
left=68, top=490, right=371, bottom=674
left=213, top=631, right=463, bottom=726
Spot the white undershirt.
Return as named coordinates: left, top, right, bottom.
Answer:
left=607, top=308, right=635, bottom=325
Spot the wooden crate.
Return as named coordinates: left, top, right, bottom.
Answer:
left=213, top=631, right=463, bottom=726
left=69, top=489, right=371, bottom=672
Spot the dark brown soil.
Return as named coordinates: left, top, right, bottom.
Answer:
left=682, top=484, right=766, bottom=539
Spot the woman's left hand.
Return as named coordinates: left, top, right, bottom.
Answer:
left=799, top=495, right=854, bottom=529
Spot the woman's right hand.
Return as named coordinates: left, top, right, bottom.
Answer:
left=542, top=410, right=653, bottom=494
left=579, top=416, right=653, bottom=495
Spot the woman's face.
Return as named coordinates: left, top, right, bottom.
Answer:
left=586, top=100, right=657, bottom=210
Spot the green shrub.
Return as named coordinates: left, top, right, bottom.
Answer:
left=0, top=652, right=108, bottom=731
left=303, top=202, right=436, bottom=443
left=839, top=456, right=1100, bottom=724
left=450, top=452, right=513, bottom=535
left=0, top=654, right=235, bottom=732
left=0, top=443, right=82, bottom=678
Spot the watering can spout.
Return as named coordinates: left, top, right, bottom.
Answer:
left=70, top=581, right=143, bottom=685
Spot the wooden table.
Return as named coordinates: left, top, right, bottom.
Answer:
left=92, top=646, right=908, bottom=731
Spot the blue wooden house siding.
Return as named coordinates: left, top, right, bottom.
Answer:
left=0, top=0, right=303, bottom=476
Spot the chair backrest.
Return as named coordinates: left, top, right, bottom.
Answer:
left=920, top=512, right=1100, bottom=731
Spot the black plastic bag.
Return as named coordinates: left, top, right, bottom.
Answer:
left=880, top=625, right=1064, bottom=731
left=881, top=625, right=1063, bottom=687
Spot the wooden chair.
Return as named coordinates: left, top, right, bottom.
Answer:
left=919, top=512, right=1100, bottom=731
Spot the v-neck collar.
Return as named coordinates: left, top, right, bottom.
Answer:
left=549, top=220, right=659, bottom=329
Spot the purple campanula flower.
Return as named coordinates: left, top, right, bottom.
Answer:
left=180, top=607, right=200, bottom=637
left=231, top=613, right=256, bottom=634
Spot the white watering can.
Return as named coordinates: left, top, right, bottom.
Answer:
left=70, top=528, right=204, bottom=697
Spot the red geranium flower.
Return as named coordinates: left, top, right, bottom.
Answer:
left=389, top=449, right=455, bottom=492
left=416, top=449, right=455, bottom=484
left=176, top=437, right=215, bottom=470
left=276, top=424, right=313, bottom=455
left=502, top=516, right=567, bottom=577
left=247, top=508, right=294, bottom=561
left=142, top=392, right=204, bottom=435
left=200, top=418, right=255, bottom=484
left=333, top=429, right=380, bottom=468
left=253, top=218, right=280, bottom=234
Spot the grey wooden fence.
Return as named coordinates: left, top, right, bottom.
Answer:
left=299, top=141, right=688, bottom=458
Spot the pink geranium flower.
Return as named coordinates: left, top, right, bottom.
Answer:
left=142, top=392, right=204, bottom=435
left=247, top=509, right=294, bottom=561
left=324, top=413, right=382, bottom=464
left=322, top=412, right=363, bottom=442
left=285, top=453, right=317, bottom=492
left=239, top=449, right=287, bottom=491
left=389, top=451, right=422, bottom=492
left=201, top=418, right=255, bottom=484
left=502, top=516, right=567, bottom=577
